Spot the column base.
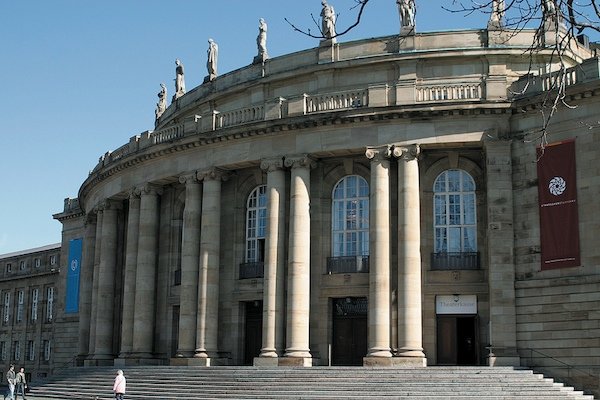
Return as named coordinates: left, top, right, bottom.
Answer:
left=85, top=356, right=114, bottom=367
left=278, top=357, right=312, bottom=367
left=363, top=356, right=426, bottom=367
left=170, top=357, right=229, bottom=367
left=254, top=356, right=279, bottom=367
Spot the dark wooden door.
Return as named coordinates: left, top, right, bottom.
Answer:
left=437, top=315, right=478, bottom=365
left=332, top=297, right=367, bottom=366
left=244, top=301, right=263, bottom=365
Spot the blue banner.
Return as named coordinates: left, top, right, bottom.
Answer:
left=65, top=238, right=82, bottom=313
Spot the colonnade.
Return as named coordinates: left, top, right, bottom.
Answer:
left=78, top=145, right=427, bottom=367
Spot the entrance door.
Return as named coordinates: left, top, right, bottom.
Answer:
left=243, top=301, right=263, bottom=365
left=332, top=297, right=367, bottom=366
left=437, top=315, right=478, bottom=365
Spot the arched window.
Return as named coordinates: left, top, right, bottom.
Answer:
left=331, top=175, right=369, bottom=259
left=433, top=170, right=477, bottom=265
left=245, top=185, right=267, bottom=263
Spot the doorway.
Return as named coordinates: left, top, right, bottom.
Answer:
left=436, top=315, right=478, bottom=365
left=331, top=297, right=367, bottom=366
left=171, top=306, right=179, bottom=357
left=243, top=301, right=263, bottom=365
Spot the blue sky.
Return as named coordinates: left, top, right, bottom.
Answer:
left=0, top=1, right=595, bottom=254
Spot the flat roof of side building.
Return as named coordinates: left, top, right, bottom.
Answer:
left=0, top=243, right=61, bottom=260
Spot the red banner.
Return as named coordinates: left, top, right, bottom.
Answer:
left=537, top=139, right=580, bottom=270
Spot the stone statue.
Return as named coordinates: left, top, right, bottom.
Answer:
left=207, top=38, right=218, bottom=81
left=174, top=59, right=185, bottom=100
left=489, top=0, right=505, bottom=27
left=320, top=0, right=336, bottom=42
left=155, top=83, right=167, bottom=124
left=397, top=0, right=416, bottom=28
left=256, top=18, right=268, bottom=61
left=544, top=0, right=557, bottom=19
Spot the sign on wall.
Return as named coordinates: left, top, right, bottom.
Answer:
left=65, top=238, right=82, bottom=313
left=436, top=295, right=477, bottom=315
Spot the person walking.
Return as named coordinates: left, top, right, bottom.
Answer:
left=5, top=365, right=15, bottom=400
left=14, top=368, right=26, bottom=400
left=112, top=369, right=126, bottom=400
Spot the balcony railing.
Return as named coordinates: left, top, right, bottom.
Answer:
left=239, top=261, right=264, bottom=279
left=327, top=256, right=370, bottom=274
left=431, top=252, right=480, bottom=270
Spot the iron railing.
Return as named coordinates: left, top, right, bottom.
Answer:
left=239, top=261, right=264, bottom=279
left=431, top=252, right=480, bottom=270
left=327, top=256, right=370, bottom=274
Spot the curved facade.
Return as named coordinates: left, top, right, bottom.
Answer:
left=51, top=24, right=600, bottom=390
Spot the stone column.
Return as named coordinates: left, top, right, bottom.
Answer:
left=87, top=208, right=103, bottom=361
left=394, top=144, right=427, bottom=366
left=364, top=146, right=393, bottom=362
left=485, top=140, right=519, bottom=366
left=256, top=158, right=286, bottom=364
left=78, top=213, right=96, bottom=360
left=132, top=184, right=162, bottom=360
left=281, top=155, right=314, bottom=366
left=93, top=200, right=120, bottom=362
left=176, top=174, right=202, bottom=358
left=118, top=190, right=141, bottom=360
left=194, top=168, right=227, bottom=364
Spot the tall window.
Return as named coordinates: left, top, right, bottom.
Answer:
left=3, top=292, right=10, bottom=323
left=13, top=341, right=20, bottom=361
left=49, top=255, right=57, bottom=266
left=46, top=287, right=54, bottom=322
left=433, top=169, right=477, bottom=253
left=332, top=175, right=369, bottom=257
left=27, top=341, right=35, bottom=361
left=0, top=342, right=5, bottom=361
left=43, top=340, right=51, bottom=361
left=16, top=290, right=24, bottom=323
left=31, top=288, right=38, bottom=322
left=245, top=185, right=267, bottom=263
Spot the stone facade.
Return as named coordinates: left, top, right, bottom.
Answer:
left=28, top=26, right=600, bottom=394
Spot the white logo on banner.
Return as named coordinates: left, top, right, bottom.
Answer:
left=70, top=259, right=78, bottom=271
left=548, top=176, right=566, bottom=196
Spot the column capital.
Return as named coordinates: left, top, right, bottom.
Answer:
left=84, top=212, right=97, bottom=226
left=139, top=184, right=163, bottom=196
left=197, top=167, right=230, bottom=182
left=128, top=188, right=141, bottom=201
left=179, top=173, right=199, bottom=185
left=365, top=145, right=392, bottom=162
left=97, top=199, right=123, bottom=211
left=393, top=144, right=420, bottom=161
left=284, top=154, right=316, bottom=170
left=260, top=158, right=285, bottom=173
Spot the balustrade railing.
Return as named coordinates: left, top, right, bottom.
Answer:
left=217, top=105, right=265, bottom=129
left=239, top=261, right=264, bottom=279
left=416, top=83, right=482, bottom=102
left=327, top=256, right=370, bottom=274
left=151, top=124, right=183, bottom=145
left=431, top=252, right=480, bottom=270
left=307, top=90, right=368, bottom=113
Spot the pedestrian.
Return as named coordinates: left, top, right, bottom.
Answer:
left=5, top=364, right=15, bottom=400
left=112, top=369, right=126, bottom=400
left=14, top=368, right=26, bottom=400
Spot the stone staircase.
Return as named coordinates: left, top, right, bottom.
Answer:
left=28, top=366, right=595, bottom=400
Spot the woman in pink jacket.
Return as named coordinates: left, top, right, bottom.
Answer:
left=113, top=369, right=126, bottom=400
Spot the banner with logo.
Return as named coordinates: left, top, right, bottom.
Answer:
left=537, top=139, right=580, bottom=270
left=65, top=238, right=82, bottom=313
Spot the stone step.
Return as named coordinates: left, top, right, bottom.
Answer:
left=28, top=366, right=595, bottom=400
